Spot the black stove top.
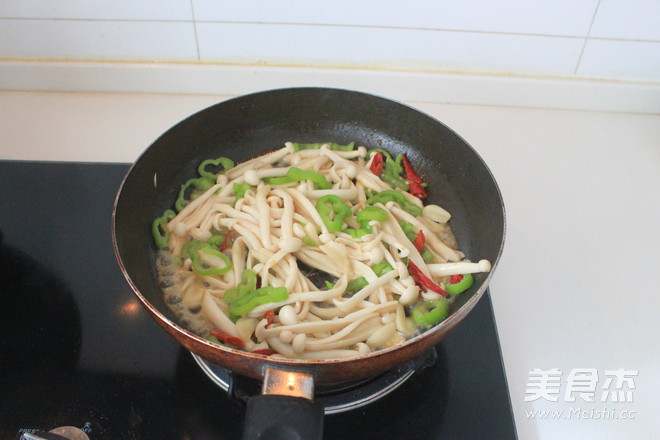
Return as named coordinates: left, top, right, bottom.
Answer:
left=0, top=161, right=517, bottom=440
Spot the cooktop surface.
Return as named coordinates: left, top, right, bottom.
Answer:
left=0, top=161, right=516, bottom=440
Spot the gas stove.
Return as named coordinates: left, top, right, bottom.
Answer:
left=0, top=161, right=516, bottom=439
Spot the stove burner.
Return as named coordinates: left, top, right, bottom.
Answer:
left=191, top=348, right=437, bottom=414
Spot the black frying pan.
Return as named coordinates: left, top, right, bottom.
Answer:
left=112, top=87, right=505, bottom=439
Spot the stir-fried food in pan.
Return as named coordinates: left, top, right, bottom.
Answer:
left=152, top=141, right=491, bottom=359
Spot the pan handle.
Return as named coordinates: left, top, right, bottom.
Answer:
left=241, top=367, right=324, bottom=440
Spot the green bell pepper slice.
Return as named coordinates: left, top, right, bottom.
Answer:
left=224, top=269, right=258, bottom=303
left=264, top=167, right=332, bottom=190
left=233, top=182, right=251, bottom=201
left=301, top=236, right=319, bottom=247
left=206, top=234, right=226, bottom=248
left=292, top=141, right=355, bottom=152
left=286, top=167, right=332, bottom=189
left=346, top=276, right=369, bottom=293
left=152, top=209, right=176, bottom=249
left=369, top=149, right=409, bottom=191
left=445, top=273, right=474, bottom=295
left=315, top=194, right=351, bottom=232
left=358, top=205, right=388, bottom=223
left=411, top=299, right=449, bottom=328
left=367, top=190, right=422, bottom=217
left=228, top=286, right=289, bottom=316
left=262, top=176, right=293, bottom=186
left=198, top=157, right=234, bottom=180
left=327, top=260, right=393, bottom=294
left=372, top=261, right=393, bottom=277
left=183, top=240, right=232, bottom=276
left=175, top=176, right=215, bottom=211
left=345, top=206, right=388, bottom=238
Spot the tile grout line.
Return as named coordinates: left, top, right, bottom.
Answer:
left=0, top=15, right=658, bottom=44
left=189, top=0, right=201, bottom=61
left=575, top=0, right=602, bottom=75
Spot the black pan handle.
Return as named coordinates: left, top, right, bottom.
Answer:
left=241, top=394, right=324, bottom=440
left=241, top=367, right=324, bottom=440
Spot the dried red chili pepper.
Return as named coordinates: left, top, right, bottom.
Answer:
left=370, top=151, right=384, bottom=176
left=219, top=230, right=235, bottom=252
left=449, top=274, right=464, bottom=284
left=210, top=329, right=245, bottom=349
left=408, top=260, right=447, bottom=296
left=412, top=229, right=426, bottom=254
left=408, top=181, right=427, bottom=199
left=401, top=155, right=427, bottom=198
left=251, top=348, right=277, bottom=356
left=261, top=309, right=275, bottom=328
left=401, top=154, right=422, bottom=183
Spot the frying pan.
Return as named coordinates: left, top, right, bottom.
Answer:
left=112, top=87, right=505, bottom=439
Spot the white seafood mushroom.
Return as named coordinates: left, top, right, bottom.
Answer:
left=428, top=259, right=491, bottom=277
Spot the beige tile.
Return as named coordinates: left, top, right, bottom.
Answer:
left=196, top=22, right=584, bottom=76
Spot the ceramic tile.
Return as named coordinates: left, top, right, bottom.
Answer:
left=590, top=0, right=660, bottom=41
left=196, top=22, right=583, bottom=76
left=3, top=61, right=659, bottom=114
left=0, top=19, right=198, bottom=61
left=0, top=0, right=193, bottom=21
left=192, top=0, right=599, bottom=36
left=578, top=39, right=660, bottom=81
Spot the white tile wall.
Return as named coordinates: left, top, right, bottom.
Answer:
left=0, top=0, right=192, bottom=21
left=0, top=19, right=197, bottom=61
left=192, top=0, right=599, bottom=36
left=590, top=0, right=660, bottom=40
left=0, top=0, right=658, bottom=82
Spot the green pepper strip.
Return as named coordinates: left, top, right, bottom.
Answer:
left=346, top=206, right=388, bottom=238
left=346, top=277, right=368, bottom=293
left=367, top=190, right=422, bottom=217
left=315, top=195, right=351, bottom=233
left=445, top=273, right=474, bottom=295
left=370, top=149, right=409, bottom=191
left=264, top=167, right=332, bottom=190
left=175, top=176, right=215, bottom=211
left=233, top=182, right=251, bottom=201
left=207, top=234, right=226, bottom=248
left=262, top=176, right=292, bottom=185
left=183, top=240, right=232, bottom=276
left=293, top=142, right=355, bottom=152
left=152, top=209, right=176, bottom=248
left=198, top=157, right=234, bottom=180
left=372, top=261, right=393, bottom=277
left=301, top=236, right=318, bottom=247
left=327, top=260, right=393, bottom=293
left=229, top=286, right=289, bottom=316
left=286, top=167, right=332, bottom=189
left=411, top=299, right=449, bottom=328
left=399, top=220, right=434, bottom=263
left=224, top=269, right=258, bottom=303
